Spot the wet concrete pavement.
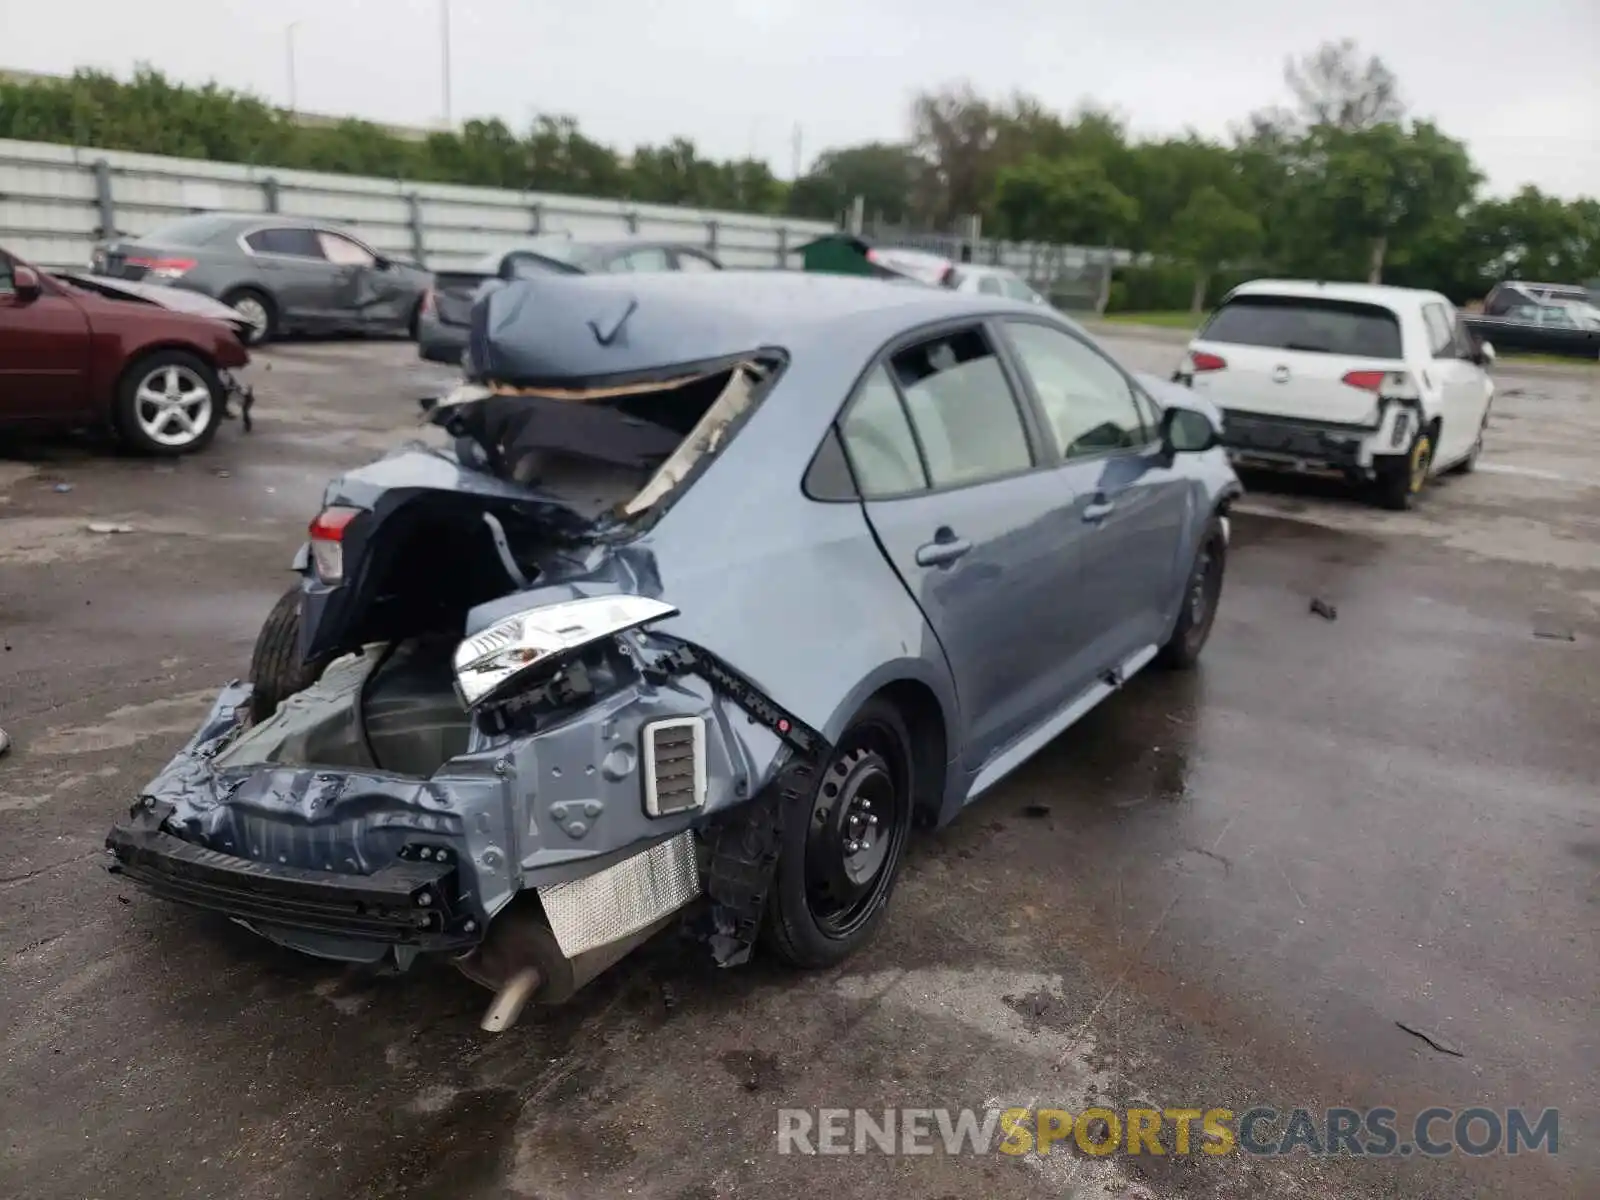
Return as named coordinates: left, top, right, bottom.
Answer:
left=1, top=338, right=1596, bottom=1199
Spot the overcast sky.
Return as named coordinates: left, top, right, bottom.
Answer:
left=6, top=0, right=1598, bottom=199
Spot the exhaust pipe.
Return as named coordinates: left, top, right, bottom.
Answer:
left=457, top=898, right=678, bottom=1032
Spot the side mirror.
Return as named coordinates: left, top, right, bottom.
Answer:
left=1160, top=406, right=1220, bottom=456
left=373, top=255, right=393, bottom=271
left=11, top=265, right=42, bottom=302
left=1476, top=340, right=1496, bottom=366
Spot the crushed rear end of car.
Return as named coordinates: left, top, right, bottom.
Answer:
left=107, top=273, right=822, bottom=1028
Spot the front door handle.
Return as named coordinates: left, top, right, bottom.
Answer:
left=1083, top=497, right=1116, bottom=523
left=915, top=529, right=972, bottom=567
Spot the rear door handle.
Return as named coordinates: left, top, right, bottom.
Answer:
left=915, top=531, right=972, bottom=567
left=1083, top=498, right=1116, bottom=523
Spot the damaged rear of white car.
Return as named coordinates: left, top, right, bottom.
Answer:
left=107, top=271, right=1240, bottom=1031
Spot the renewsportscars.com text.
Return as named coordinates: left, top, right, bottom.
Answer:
left=776, top=1106, right=1560, bottom=1158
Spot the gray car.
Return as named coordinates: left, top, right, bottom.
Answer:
left=92, top=213, right=431, bottom=346
left=417, top=235, right=722, bottom=365
left=105, top=271, right=1240, bottom=1030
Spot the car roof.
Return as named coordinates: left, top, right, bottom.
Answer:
left=1225, top=278, right=1446, bottom=308
left=955, top=264, right=1021, bottom=278
left=497, top=236, right=701, bottom=255
left=465, top=269, right=1044, bottom=383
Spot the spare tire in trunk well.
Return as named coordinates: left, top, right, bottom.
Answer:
left=249, top=586, right=333, bottom=722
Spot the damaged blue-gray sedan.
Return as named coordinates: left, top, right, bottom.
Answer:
left=106, top=271, right=1241, bottom=1031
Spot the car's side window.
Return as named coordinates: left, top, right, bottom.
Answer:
left=0, top=253, right=13, bottom=294
left=1002, top=320, right=1148, bottom=459
left=1422, top=303, right=1458, bottom=357
left=317, top=231, right=376, bottom=267
left=977, top=275, right=1005, bottom=296
left=1002, top=275, right=1038, bottom=303
left=888, top=327, right=1035, bottom=487
left=838, top=366, right=928, bottom=497
left=246, top=227, right=326, bottom=259
left=610, top=248, right=672, bottom=273
left=674, top=251, right=719, bottom=272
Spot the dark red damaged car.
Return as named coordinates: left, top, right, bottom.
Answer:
left=0, top=246, right=254, bottom=455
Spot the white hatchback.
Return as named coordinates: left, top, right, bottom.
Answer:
left=1173, top=280, right=1496, bottom=509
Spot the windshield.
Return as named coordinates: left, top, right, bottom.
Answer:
left=1201, top=294, right=1403, bottom=358
left=134, top=214, right=238, bottom=246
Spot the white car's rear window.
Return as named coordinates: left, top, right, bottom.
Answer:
left=1201, top=295, right=1402, bottom=358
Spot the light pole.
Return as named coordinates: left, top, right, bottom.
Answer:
left=440, top=0, right=452, bottom=129
left=286, top=21, right=299, bottom=115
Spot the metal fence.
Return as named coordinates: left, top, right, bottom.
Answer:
left=0, top=138, right=837, bottom=272
left=0, top=137, right=1128, bottom=310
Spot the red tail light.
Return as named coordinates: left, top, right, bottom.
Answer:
left=309, top=506, right=361, bottom=541
left=126, top=255, right=196, bottom=280
left=308, top=506, right=362, bottom=583
left=1340, top=370, right=1387, bottom=392
left=1189, top=351, right=1227, bottom=373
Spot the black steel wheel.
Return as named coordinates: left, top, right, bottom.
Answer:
left=763, top=698, right=914, bottom=967
left=248, top=585, right=331, bottom=722
left=1156, top=515, right=1227, bottom=670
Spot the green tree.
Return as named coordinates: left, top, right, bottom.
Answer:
left=990, top=154, right=1138, bottom=246
left=787, top=142, right=923, bottom=225
left=1292, top=120, right=1480, bottom=282
left=1163, top=186, right=1263, bottom=311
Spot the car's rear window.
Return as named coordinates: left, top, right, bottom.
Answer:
left=1201, top=295, right=1403, bottom=358
left=137, top=214, right=238, bottom=246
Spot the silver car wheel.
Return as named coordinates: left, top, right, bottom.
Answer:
left=232, top=296, right=270, bottom=340
left=134, top=364, right=214, bottom=448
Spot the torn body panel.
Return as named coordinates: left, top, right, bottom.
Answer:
left=106, top=608, right=802, bottom=971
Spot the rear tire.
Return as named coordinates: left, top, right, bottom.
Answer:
left=1373, top=424, right=1434, bottom=511
left=248, top=586, right=330, bottom=722
left=1156, top=515, right=1226, bottom=670
left=222, top=286, right=276, bottom=347
left=763, top=698, right=914, bottom=969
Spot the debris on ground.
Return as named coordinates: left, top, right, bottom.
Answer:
left=213, top=469, right=231, bottom=479
left=85, top=522, right=135, bottom=534
left=1532, top=613, right=1575, bottom=641
left=1022, top=803, right=1051, bottom=818
left=1309, top=598, right=1338, bottom=620
left=1396, top=1020, right=1465, bottom=1057
left=52, top=483, right=74, bottom=493
left=0, top=727, right=10, bottom=757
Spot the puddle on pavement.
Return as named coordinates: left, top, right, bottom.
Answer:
left=340, top=1085, right=523, bottom=1200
